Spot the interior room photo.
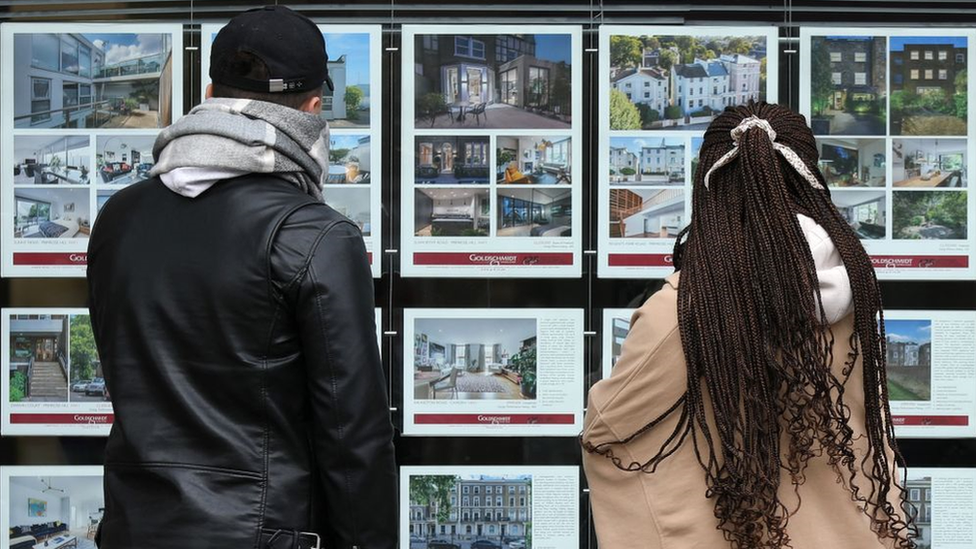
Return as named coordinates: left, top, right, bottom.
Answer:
left=893, top=138, right=968, bottom=188
left=96, top=135, right=155, bottom=185
left=609, top=188, right=684, bottom=238
left=7, top=475, right=103, bottom=549
left=496, top=135, right=572, bottom=184
left=832, top=190, right=887, bottom=239
left=496, top=187, right=571, bottom=237
left=816, top=138, right=886, bottom=187
left=323, top=187, right=371, bottom=236
left=12, top=135, right=91, bottom=185
left=412, top=317, right=538, bottom=400
left=8, top=314, right=70, bottom=403
left=415, top=136, right=490, bottom=184
left=13, top=188, right=91, bottom=239
left=415, top=188, right=490, bottom=237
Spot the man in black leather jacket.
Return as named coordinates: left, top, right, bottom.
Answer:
left=87, top=7, right=397, bottom=549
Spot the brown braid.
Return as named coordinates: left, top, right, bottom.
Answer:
left=585, top=103, right=917, bottom=548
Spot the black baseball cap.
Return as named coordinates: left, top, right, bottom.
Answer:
left=211, top=5, right=334, bottom=94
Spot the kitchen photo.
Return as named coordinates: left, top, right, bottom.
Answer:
left=892, top=138, right=967, bottom=188
left=415, top=188, right=490, bottom=237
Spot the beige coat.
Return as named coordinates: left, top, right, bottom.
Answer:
left=582, top=273, right=907, bottom=549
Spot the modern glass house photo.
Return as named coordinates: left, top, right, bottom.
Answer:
left=609, top=188, right=685, bottom=238
left=892, top=138, right=967, bottom=188
left=497, top=135, right=572, bottom=185
left=414, top=188, right=490, bottom=237
left=831, top=190, right=887, bottom=239
left=13, top=188, right=91, bottom=239
left=415, top=136, right=490, bottom=185
left=815, top=138, right=886, bottom=187
left=95, top=135, right=155, bottom=185
left=414, top=33, right=572, bottom=129
left=12, top=135, right=92, bottom=185
left=15, top=32, right=173, bottom=129
left=7, top=314, right=70, bottom=403
left=497, top=187, right=572, bottom=237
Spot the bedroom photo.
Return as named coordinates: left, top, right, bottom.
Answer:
left=13, top=188, right=91, bottom=239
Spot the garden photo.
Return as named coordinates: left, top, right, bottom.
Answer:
left=809, top=35, right=887, bottom=135
left=609, top=137, right=685, bottom=185
left=67, top=314, right=105, bottom=402
left=414, top=33, right=572, bottom=129
left=885, top=319, right=932, bottom=401
left=893, top=190, right=968, bottom=239
left=890, top=36, right=968, bottom=136
left=609, top=33, right=767, bottom=130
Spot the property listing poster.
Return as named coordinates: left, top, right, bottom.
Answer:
left=400, top=26, right=583, bottom=277
left=800, top=28, right=976, bottom=280
left=1, top=309, right=111, bottom=436
left=400, top=465, right=579, bottom=549
left=201, top=24, right=383, bottom=277
left=1, top=23, right=184, bottom=277
left=885, top=310, right=976, bottom=438
left=402, top=308, right=584, bottom=436
left=597, top=26, right=779, bottom=278
left=0, top=465, right=105, bottom=549
left=903, top=468, right=976, bottom=549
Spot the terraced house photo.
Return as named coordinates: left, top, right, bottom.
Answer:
left=414, top=33, right=572, bottom=129
left=890, top=36, right=968, bottom=136
left=609, top=34, right=766, bottom=130
left=8, top=315, right=70, bottom=403
left=809, top=35, right=887, bottom=135
left=609, top=137, right=684, bottom=184
left=885, top=319, right=932, bottom=401
left=15, top=32, right=173, bottom=129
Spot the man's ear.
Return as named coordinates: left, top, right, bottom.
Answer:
left=301, top=94, right=322, bottom=115
left=205, top=83, right=214, bottom=99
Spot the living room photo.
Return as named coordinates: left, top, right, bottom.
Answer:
left=95, top=134, right=155, bottom=185
left=415, top=135, right=490, bottom=185
left=496, top=135, right=572, bottom=185
left=13, top=188, right=91, bottom=239
left=323, top=187, right=371, bottom=236
left=6, top=472, right=103, bottom=549
left=414, top=188, right=490, bottom=237
left=893, top=138, right=967, bottom=188
left=497, top=188, right=571, bottom=237
left=12, top=135, right=92, bottom=185
left=412, top=317, right=538, bottom=401
left=831, top=189, right=887, bottom=239
left=815, top=138, right=886, bottom=187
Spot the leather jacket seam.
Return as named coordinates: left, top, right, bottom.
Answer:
left=264, top=201, right=323, bottom=308
left=105, top=460, right=264, bottom=480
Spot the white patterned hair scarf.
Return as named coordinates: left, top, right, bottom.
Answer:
left=703, top=115, right=825, bottom=191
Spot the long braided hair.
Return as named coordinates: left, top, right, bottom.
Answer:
left=586, top=103, right=916, bottom=548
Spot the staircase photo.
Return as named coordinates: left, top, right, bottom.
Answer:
left=29, top=361, right=69, bottom=401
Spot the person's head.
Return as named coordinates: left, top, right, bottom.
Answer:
left=588, top=103, right=915, bottom=548
left=207, top=5, right=332, bottom=114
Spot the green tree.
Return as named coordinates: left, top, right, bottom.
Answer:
left=928, top=190, right=968, bottom=229
left=810, top=38, right=834, bottom=116
left=329, top=148, right=351, bottom=163
left=610, top=36, right=643, bottom=70
left=549, top=62, right=572, bottom=114
left=416, top=92, right=447, bottom=127
left=70, top=315, right=99, bottom=383
left=759, top=57, right=768, bottom=101
left=409, top=475, right=459, bottom=523
left=10, top=372, right=27, bottom=402
left=643, top=36, right=661, bottom=51
left=658, top=49, right=678, bottom=72
left=344, top=86, right=364, bottom=111
left=609, top=89, right=641, bottom=130
left=727, top=37, right=753, bottom=55
left=955, top=69, right=968, bottom=93
left=636, top=103, right=660, bottom=126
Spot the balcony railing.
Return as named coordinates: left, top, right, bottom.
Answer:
left=15, top=99, right=121, bottom=129
left=96, top=52, right=166, bottom=79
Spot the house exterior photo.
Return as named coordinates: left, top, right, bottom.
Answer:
left=610, top=145, right=639, bottom=182
left=610, top=68, right=669, bottom=116
left=672, top=59, right=732, bottom=116
left=720, top=54, right=762, bottom=105
left=892, top=43, right=967, bottom=97
left=409, top=476, right=531, bottom=542
left=8, top=315, right=70, bottom=402
left=641, top=141, right=685, bottom=181
left=822, top=37, right=886, bottom=110
left=323, top=54, right=348, bottom=120
left=905, top=478, right=932, bottom=549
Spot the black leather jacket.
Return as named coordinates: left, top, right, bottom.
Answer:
left=87, top=175, right=396, bottom=549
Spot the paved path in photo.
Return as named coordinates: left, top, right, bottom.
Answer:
left=826, top=110, right=885, bottom=135
left=423, top=105, right=570, bottom=130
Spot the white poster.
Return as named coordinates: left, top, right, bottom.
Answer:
left=904, top=468, right=976, bottom=549
left=1, top=465, right=104, bottom=549
left=886, top=310, right=976, bottom=438
left=800, top=28, right=976, bottom=280
left=1, top=309, right=110, bottom=436
left=400, top=26, right=582, bottom=277
left=201, top=24, right=383, bottom=278
left=1, top=23, right=184, bottom=277
left=402, top=308, right=583, bottom=436
left=598, top=26, right=779, bottom=278
left=401, top=465, right=579, bottom=549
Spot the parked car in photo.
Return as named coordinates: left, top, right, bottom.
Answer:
left=85, top=378, right=106, bottom=396
left=71, top=379, right=92, bottom=392
left=508, top=540, right=526, bottom=549
left=471, top=540, right=502, bottom=549
left=426, top=540, right=460, bottom=549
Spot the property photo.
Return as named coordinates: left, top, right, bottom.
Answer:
left=610, top=316, right=630, bottom=368
left=890, top=36, right=968, bottom=136
left=885, top=319, right=932, bottom=401
left=321, top=32, right=372, bottom=127
left=497, top=188, right=572, bottom=237
left=497, top=136, right=572, bottom=185
left=95, top=135, right=155, bottom=185
left=96, top=190, right=117, bottom=214
left=13, top=188, right=91, bottom=239
left=408, top=473, right=532, bottom=548
left=416, top=136, right=490, bottom=185
left=328, top=134, right=371, bottom=184
left=67, top=315, right=105, bottom=403
left=15, top=32, right=174, bottom=129
left=323, top=187, right=371, bottom=236
left=831, top=190, right=887, bottom=239
left=12, top=135, right=92, bottom=185
left=904, top=475, right=933, bottom=549
left=8, top=315, right=70, bottom=403
left=892, top=138, right=967, bottom=188
left=413, top=317, right=538, bottom=401
left=415, top=188, right=490, bottom=237
left=815, top=138, right=886, bottom=187
left=414, top=33, right=572, bottom=129
left=609, top=188, right=685, bottom=238
left=7, top=474, right=103, bottom=549
left=893, top=190, right=968, bottom=239
left=808, top=35, right=887, bottom=136
left=609, top=137, right=685, bottom=184
left=609, top=33, right=767, bottom=130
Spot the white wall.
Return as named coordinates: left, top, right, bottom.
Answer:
left=9, top=480, right=65, bottom=527
left=860, top=139, right=886, bottom=183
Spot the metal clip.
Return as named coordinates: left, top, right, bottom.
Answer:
left=269, top=79, right=285, bottom=93
left=302, top=532, right=321, bottom=549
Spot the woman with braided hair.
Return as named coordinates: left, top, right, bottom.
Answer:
left=582, top=102, right=916, bottom=549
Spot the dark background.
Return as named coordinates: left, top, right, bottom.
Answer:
left=2, top=0, right=975, bottom=545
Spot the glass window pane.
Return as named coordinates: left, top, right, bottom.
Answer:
left=31, top=34, right=60, bottom=71
left=79, top=45, right=91, bottom=78
left=61, top=35, right=79, bottom=74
